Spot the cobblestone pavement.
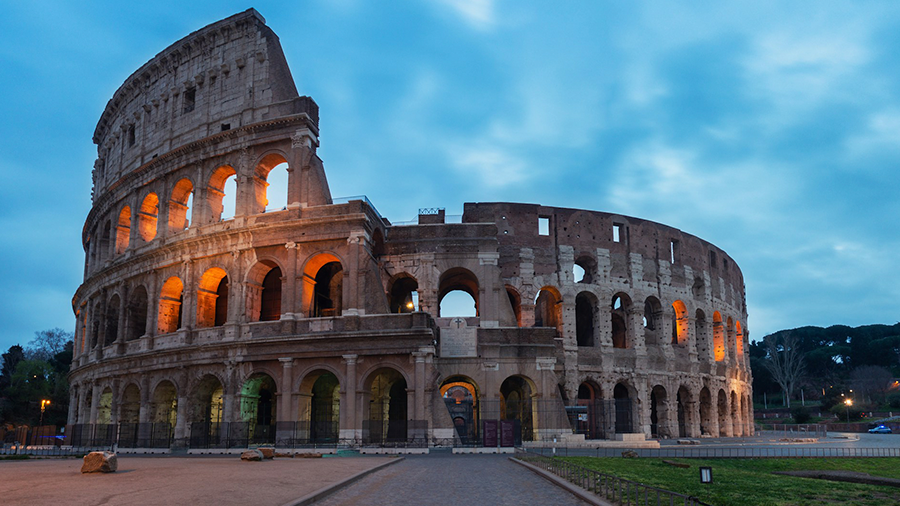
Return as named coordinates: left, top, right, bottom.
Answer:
left=315, top=453, right=590, bottom=506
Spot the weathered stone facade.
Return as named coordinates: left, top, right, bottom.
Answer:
left=69, top=9, right=752, bottom=447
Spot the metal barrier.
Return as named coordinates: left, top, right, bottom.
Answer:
left=756, top=424, right=828, bottom=438
left=525, top=445, right=900, bottom=459
left=516, top=448, right=712, bottom=506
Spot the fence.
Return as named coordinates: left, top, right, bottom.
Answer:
left=516, top=448, right=712, bottom=506
left=525, top=445, right=900, bottom=459
left=755, top=424, right=827, bottom=438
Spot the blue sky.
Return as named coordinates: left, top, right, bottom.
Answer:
left=1, top=0, right=898, bottom=353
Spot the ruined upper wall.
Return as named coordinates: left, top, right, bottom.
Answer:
left=90, top=9, right=315, bottom=201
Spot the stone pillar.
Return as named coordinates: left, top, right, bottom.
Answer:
left=414, top=352, right=426, bottom=422
left=89, top=384, right=101, bottom=425
left=67, top=386, right=78, bottom=425
left=173, top=394, right=189, bottom=447
left=138, top=378, right=151, bottom=424
left=342, top=354, right=358, bottom=442
left=278, top=358, right=294, bottom=422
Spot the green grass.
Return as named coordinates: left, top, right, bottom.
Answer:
left=559, top=457, right=900, bottom=506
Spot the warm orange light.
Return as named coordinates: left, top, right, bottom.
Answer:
left=844, top=399, right=852, bottom=407
left=406, top=301, right=414, bottom=310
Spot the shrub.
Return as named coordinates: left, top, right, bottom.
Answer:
left=791, top=406, right=811, bottom=424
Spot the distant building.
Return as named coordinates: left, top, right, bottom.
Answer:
left=69, top=9, right=752, bottom=449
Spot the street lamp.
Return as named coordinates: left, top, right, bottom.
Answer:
left=844, top=398, right=852, bottom=424
left=39, top=399, right=50, bottom=426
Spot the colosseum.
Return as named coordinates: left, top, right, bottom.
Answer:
left=67, top=9, right=752, bottom=450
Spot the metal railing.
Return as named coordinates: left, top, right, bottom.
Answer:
left=516, top=448, right=712, bottom=506
left=525, top=445, right=900, bottom=459
left=755, top=424, right=827, bottom=438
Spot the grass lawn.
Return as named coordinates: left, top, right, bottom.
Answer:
left=560, top=457, right=900, bottom=506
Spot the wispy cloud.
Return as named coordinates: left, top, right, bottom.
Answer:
left=436, top=0, right=495, bottom=29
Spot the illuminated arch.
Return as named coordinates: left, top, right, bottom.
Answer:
left=138, top=192, right=159, bottom=242
left=168, top=178, right=194, bottom=232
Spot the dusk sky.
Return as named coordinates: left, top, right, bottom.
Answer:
left=1, top=1, right=898, bottom=354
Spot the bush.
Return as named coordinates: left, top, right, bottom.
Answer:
left=887, top=393, right=900, bottom=409
left=791, top=406, right=811, bottom=424
left=829, top=404, right=865, bottom=421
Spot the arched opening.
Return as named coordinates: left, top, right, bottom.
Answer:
left=260, top=266, right=282, bottom=322
left=735, top=321, right=744, bottom=359
left=189, top=374, right=224, bottom=448
left=500, top=376, right=534, bottom=443
left=611, top=293, right=631, bottom=348
left=364, top=368, right=408, bottom=444
left=168, top=178, right=194, bottom=232
left=138, top=193, right=159, bottom=242
left=533, top=286, right=561, bottom=329
left=650, top=385, right=668, bottom=438
left=695, top=309, right=708, bottom=359
left=505, top=286, right=522, bottom=327
left=613, top=383, right=633, bottom=434
left=151, top=380, right=178, bottom=428
left=256, top=154, right=289, bottom=213
left=104, top=295, right=120, bottom=347
left=120, top=384, right=141, bottom=424
left=713, top=311, right=725, bottom=361
left=208, top=165, right=237, bottom=222
left=573, top=255, right=596, bottom=284
left=699, top=387, right=713, bottom=436
left=717, top=389, right=729, bottom=437
left=126, top=285, right=148, bottom=341
left=97, top=387, right=113, bottom=425
left=441, top=376, right=479, bottom=444
left=672, top=300, right=688, bottom=345
left=389, top=275, right=419, bottom=313
left=576, top=381, right=603, bottom=439
left=676, top=386, right=691, bottom=437
left=157, top=277, right=184, bottom=334
left=197, top=268, right=228, bottom=328
left=438, top=268, right=479, bottom=318
left=643, top=296, right=663, bottom=346
left=302, top=254, right=344, bottom=318
left=115, top=209, right=130, bottom=254
left=299, top=371, right=340, bottom=444
left=240, top=373, right=277, bottom=444
left=575, top=292, right=596, bottom=347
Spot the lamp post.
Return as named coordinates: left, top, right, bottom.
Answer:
left=39, top=399, right=50, bottom=427
left=844, top=398, right=852, bottom=424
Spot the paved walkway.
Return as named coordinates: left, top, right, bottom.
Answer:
left=315, top=453, right=590, bottom=506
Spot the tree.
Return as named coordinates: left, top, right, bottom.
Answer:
left=764, top=332, right=806, bottom=407
left=0, top=345, right=25, bottom=393
left=849, top=365, right=894, bottom=405
left=26, top=328, right=72, bottom=362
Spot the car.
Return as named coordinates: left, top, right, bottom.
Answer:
left=868, top=425, right=892, bottom=434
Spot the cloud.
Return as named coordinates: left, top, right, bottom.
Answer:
left=446, top=145, right=530, bottom=188
left=436, top=0, right=495, bottom=29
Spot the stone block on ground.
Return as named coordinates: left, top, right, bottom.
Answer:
left=81, top=451, right=118, bottom=473
left=241, top=449, right=263, bottom=461
left=259, top=448, right=275, bottom=459
left=622, top=450, right=639, bottom=458
left=677, top=439, right=700, bottom=445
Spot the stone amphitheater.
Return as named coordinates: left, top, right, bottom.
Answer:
left=68, top=9, right=752, bottom=450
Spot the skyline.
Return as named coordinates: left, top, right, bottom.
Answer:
left=1, top=1, right=898, bottom=353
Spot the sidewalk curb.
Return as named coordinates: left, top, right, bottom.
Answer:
left=281, top=457, right=404, bottom=506
left=509, top=457, right=612, bottom=506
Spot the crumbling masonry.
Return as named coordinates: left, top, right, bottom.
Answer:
left=69, top=9, right=752, bottom=448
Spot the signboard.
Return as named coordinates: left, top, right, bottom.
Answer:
left=483, top=420, right=498, bottom=447
left=500, top=420, right=516, bottom=447
left=440, top=318, right=477, bottom=358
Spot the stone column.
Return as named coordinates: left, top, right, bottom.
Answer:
left=173, top=394, right=189, bottom=447
left=342, top=354, right=358, bottom=442
left=413, top=352, right=426, bottom=422
left=278, top=358, right=294, bottom=421
left=89, top=383, right=101, bottom=425
left=67, top=387, right=78, bottom=425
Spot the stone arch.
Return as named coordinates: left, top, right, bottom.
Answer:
left=573, top=254, right=597, bottom=284
left=298, top=369, right=341, bottom=443
left=676, top=385, right=693, bottom=438
left=575, top=291, right=598, bottom=347
left=97, top=386, right=113, bottom=425
left=362, top=367, right=409, bottom=443
left=138, top=192, right=160, bottom=242
left=104, top=294, right=121, bottom=347
left=388, top=273, right=418, bottom=313
left=126, top=284, right=148, bottom=341
left=613, top=382, right=635, bottom=434
left=713, top=311, right=725, bottom=361
left=119, top=382, right=141, bottom=424
left=254, top=152, right=290, bottom=213
left=611, top=293, right=632, bottom=349
left=302, top=252, right=344, bottom=318
left=672, top=300, right=688, bottom=345
left=157, top=276, right=184, bottom=334
left=717, top=388, right=730, bottom=437
left=240, top=372, right=278, bottom=443
left=650, top=385, right=669, bottom=438
left=207, top=165, right=237, bottom=222
left=505, top=285, right=523, bottom=327
left=575, top=380, right=603, bottom=439
left=115, top=208, right=130, bottom=254
left=534, top=286, right=561, bottom=330
left=440, top=375, right=481, bottom=444
left=197, top=267, right=229, bottom=327
left=643, top=296, right=663, bottom=346
left=151, top=380, right=178, bottom=427
left=246, top=260, right=284, bottom=322
left=500, top=375, right=536, bottom=442
left=698, top=386, right=713, bottom=436
left=168, top=177, right=194, bottom=233
left=438, top=267, right=480, bottom=317
left=190, top=374, right=224, bottom=424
